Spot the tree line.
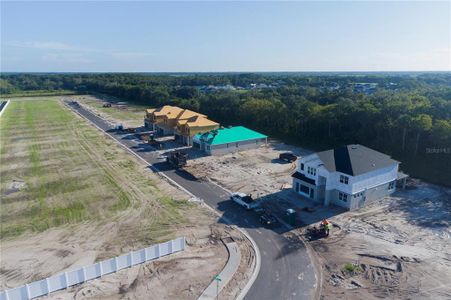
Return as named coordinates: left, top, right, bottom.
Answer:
left=1, top=73, right=450, bottom=186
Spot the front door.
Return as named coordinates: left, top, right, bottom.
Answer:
left=310, top=188, right=314, bottom=199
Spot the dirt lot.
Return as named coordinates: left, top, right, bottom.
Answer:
left=73, top=95, right=145, bottom=128
left=185, top=143, right=312, bottom=197
left=314, top=180, right=451, bottom=300
left=0, top=98, right=250, bottom=299
left=185, top=143, right=451, bottom=300
left=43, top=222, right=254, bottom=300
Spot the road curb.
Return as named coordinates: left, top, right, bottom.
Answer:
left=276, top=217, right=322, bottom=300
left=198, top=241, right=241, bottom=300
left=200, top=203, right=261, bottom=300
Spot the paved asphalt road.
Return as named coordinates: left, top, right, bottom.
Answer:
left=66, top=101, right=317, bottom=300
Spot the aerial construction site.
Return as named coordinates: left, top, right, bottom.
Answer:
left=2, top=94, right=448, bottom=300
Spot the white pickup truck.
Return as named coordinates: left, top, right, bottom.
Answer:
left=230, top=192, right=260, bottom=210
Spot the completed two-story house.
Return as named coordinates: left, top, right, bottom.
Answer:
left=292, top=144, right=403, bottom=210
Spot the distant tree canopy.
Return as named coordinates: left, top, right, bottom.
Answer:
left=1, top=72, right=450, bottom=186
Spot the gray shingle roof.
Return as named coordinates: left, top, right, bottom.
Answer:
left=316, top=144, right=398, bottom=176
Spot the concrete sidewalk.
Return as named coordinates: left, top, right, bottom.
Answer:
left=198, top=240, right=241, bottom=300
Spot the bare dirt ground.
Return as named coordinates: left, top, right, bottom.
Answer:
left=185, top=143, right=451, bottom=300
left=185, top=142, right=312, bottom=197
left=1, top=98, right=252, bottom=300
left=43, top=222, right=255, bottom=300
left=314, top=180, right=451, bottom=300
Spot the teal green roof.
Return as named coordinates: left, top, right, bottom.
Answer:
left=195, top=126, right=267, bottom=146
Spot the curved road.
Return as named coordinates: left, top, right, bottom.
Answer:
left=66, top=100, right=317, bottom=300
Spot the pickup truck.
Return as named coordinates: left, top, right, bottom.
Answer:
left=230, top=192, right=260, bottom=210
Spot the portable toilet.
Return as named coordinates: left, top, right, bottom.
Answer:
left=285, top=208, right=296, bottom=226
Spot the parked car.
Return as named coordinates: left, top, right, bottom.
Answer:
left=259, top=213, right=279, bottom=227
left=230, top=192, right=259, bottom=210
left=69, top=100, right=79, bottom=107
left=279, top=152, right=297, bottom=162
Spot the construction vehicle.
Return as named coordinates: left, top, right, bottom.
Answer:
left=166, top=151, right=188, bottom=168
left=306, top=219, right=332, bottom=241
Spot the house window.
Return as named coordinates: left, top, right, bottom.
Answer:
left=388, top=181, right=395, bottom=190
left=300, top=185, right=309, bottom=194
left=340, top=175, right=349, bottom=184
left=206, top=145, right=210, bottom=150
left=307, top=166, right=316, bottom=176
left=300, top=163, right=304, bottom=171
left=226, top=143, right=229, bottom=148
left=236, top=143, right=239, bottom=147
left=339, top=192, right=348, bottom=202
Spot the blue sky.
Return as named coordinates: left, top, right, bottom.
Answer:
left=1, top=1, right=450, bottom=72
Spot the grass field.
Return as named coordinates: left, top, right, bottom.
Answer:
left=0, top=90, right=78, bottom=98
left=0, top=98, right=189, bottom=240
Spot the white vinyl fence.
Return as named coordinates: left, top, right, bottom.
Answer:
left=1, top=237, right=185, bottom=300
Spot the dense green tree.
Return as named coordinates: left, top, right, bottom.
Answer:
left=1, top=72, right=450, bottom=185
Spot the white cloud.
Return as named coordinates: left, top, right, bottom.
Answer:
left=5, top=41, right=77, bottom=51
left=4, top=40, right=155, bottom=61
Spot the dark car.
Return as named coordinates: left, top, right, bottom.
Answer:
left=259, top=213, right=279, bottom=227
left=279, top=152, right=297, bottom=162
left=69, top=101, right=79, bottom=107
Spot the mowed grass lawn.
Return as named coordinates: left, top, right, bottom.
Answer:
left=0, top=98, right=187, bottom=240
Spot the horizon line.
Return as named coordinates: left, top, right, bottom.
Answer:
left=1, top=70, right=450, bottom=74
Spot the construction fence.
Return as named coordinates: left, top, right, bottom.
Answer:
left=1, top=237, right=186, bottom=300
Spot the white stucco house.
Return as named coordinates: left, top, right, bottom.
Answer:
left=292, top=144, right=407, bottom=210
